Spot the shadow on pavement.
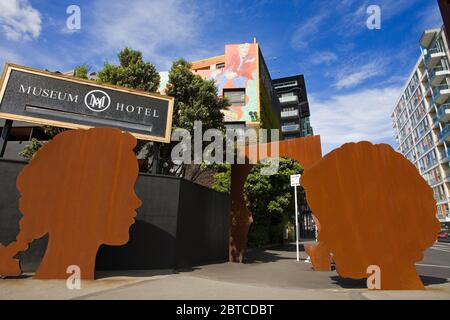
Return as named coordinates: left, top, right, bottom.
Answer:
left=420, top=275, right=449, bottom=286
left=330, top=274, right=449, bottom=289
left=330, top=276, right=367, bottom=289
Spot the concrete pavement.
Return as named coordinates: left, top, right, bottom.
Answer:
left=0, top=242, right=449, bottom=300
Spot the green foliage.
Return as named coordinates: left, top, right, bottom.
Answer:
left=159, top=59, right=229, bottom=175
left=165, top=59, right=227, bottom=133
left=19, top=138, right=45, bottom=160
left=211, top=163, right=231, bottom=194
left=97, top=47, right=160, bottom=92
left=73, top=64, right=89, bottom=79
left=244, top=157, right=305, bottom=247
left=247, top=221, right=271, bottom=248
left=19, top=126, right=67, bottom=160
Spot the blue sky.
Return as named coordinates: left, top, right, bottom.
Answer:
left=0, top=0, right=444, bottom=153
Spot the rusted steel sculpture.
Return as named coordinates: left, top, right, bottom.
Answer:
left=229, top=135, right=322, bottom=262
left=304, top=217, right=332, bottom=271
left=301, top=141, right=440, bottom=290
left=0, top=128, right=141, bottom=279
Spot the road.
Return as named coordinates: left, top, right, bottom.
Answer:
left=416, top=241, right=450, bottom=281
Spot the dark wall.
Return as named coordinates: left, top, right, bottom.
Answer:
left=176, top=179, right=229, bottom=267
left=0, top=159, right=229, bottom=272
left=439, top=0, right=450, bottom=46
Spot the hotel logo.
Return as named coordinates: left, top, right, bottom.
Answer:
left=84, top=90, right=111, bottom=112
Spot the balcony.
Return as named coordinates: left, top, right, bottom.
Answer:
left=429, top=65, right=450, bottom=86
left=432, top=84, right=450, bottom=104
left=438, top=124, right=450, bottom=142
left=437, top=103, right=450, bottom=122
left=281, top=124, right=300, bottom=133
left=280, top=109, right=299, bottom=119
left=420, top=28, right=440, bottom=48
left=432, top=114, right=440, bottom=128
left=425, top=47, right=446, bottom=68
left=429, top=176, right=442, bottom=186
left=441, top=149, right=450, bottom=163
left=279, top=95, right=299, bottom=105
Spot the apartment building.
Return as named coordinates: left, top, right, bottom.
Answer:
left=272, top=75, right=313, bottom=139
left=188, top=41, right=281, bottom=131
left=392, top=26, right=450, bottom=226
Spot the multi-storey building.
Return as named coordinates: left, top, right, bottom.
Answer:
left=392, top=26, right=450, bottom=227
left=272, top=75, right=313, bottom=139
left=187, top=41, right=281, bottom=132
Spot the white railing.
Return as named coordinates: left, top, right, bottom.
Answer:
left=281, top=124, right=300, bottom=132
left=279, top=95, right=299, bottom=104
left=281, top=109, right=299, bottom=118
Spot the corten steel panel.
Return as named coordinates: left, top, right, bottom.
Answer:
left=304, top=243, right=331, bottom=272
left=0, top=160, right=230, bottom=273
left=0, top=159, right=48, bottom=272
left=301, top=142, right=440, bottom=290
left=439, top=0, right=450, bottom=45
left=304, top=217, right=331, bottom=271
left=229, top=135, right=322, bottom=262
left=0, top=128, right=141, bottom=279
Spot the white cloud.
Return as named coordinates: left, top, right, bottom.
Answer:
left=333, top=61, right=384, bottom=89
left=416, top=2, right=443, bottom=31
left=311, top=51, right=338, bottom=65
left=0, top=45, right=22, bottom=65
left=0, top=0, right=41, bottom=40
left=309, top=86, right=401, bottom=154
left=89, top=0, right=203, bottom=70
left=291, top=10, right=329, bottom=49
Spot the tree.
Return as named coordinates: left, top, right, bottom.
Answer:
left=96, top=48, right=161, bottom=171
left=244, top=157, right=305, bottom=247
left=211, top=163, right=231, bottom=194
left=166, top=59, right=226, bottom=132
left=159, top=59, right=229, bottom=176
left=97, top=47, right=160, bottom=92
left=73, top=64, right=89, bottom=79
left=19, top=126, right=67, bottom=160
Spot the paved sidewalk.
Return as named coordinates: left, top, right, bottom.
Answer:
left=0, top=243, right=449, bottom=300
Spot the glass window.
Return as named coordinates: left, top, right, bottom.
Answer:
left=224, top=89, right=245, bottom=106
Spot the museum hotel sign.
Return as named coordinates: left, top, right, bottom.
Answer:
left=0, top=64, right=174, bottom=143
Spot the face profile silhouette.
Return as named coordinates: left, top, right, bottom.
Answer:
left=301, top=141, right=440, bottom=290
left=0, top=128, right=141, bottom=279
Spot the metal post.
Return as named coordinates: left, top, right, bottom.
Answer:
left=0, top=119, right=13, bottom=158
left=294, top=184, right=299, bottom=262
left=152, top=142, right=159, bottom=174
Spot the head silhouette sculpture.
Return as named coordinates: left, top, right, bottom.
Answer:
left=0, top=128, right=141, bottom=279
left=301, top=141, right=440, bottom=290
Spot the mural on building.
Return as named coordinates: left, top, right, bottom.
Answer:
left=195, top=43, right=259, bottom=123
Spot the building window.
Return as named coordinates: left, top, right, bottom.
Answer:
left=224, top=89, right=245, bottom=106
left=216, top=63, right=225, bottom=69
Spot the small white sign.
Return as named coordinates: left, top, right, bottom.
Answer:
left=290, top=174, right=301, bottom=187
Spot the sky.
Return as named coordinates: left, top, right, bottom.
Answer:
left=0, top=0, right=444, bottom=154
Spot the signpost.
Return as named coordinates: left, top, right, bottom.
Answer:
left=290, top=174, right=301, bottom=262
left=0, top=63, right=174, bottom=143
